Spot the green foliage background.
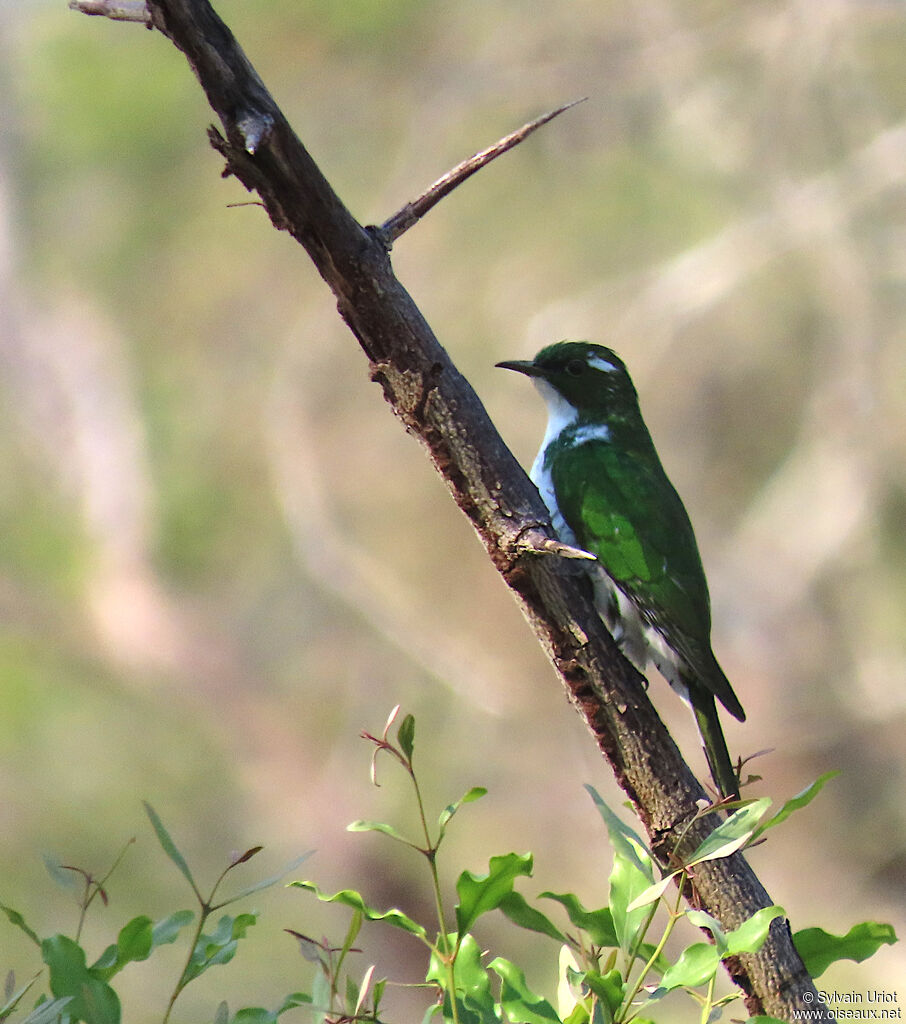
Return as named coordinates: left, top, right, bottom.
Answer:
left=1, top=1, right=905, bottom=1020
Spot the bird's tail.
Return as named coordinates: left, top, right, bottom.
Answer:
left=689, top=686, right=740, bottom=801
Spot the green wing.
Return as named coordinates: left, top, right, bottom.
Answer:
left=550, top=437, right=745, bottom=775
left=550, top=439, right=713, bottom=648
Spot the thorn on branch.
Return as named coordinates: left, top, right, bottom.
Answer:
left=69, top=0, right=151, bottom=24
left=517, top=527, right=597, bottom=562
left=374, top=97, right=588, bottom=249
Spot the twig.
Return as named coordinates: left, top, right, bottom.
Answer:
left=375, top=98, right=587, bottom=247
left=517, top=527, right=597, bottom=561
left=68, top=0, right=151, bottom=24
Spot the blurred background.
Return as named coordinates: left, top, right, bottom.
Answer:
left=1, top=0, right=905, bottom=1020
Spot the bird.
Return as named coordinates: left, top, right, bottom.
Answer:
left=497, top=340, right=744, bottom=800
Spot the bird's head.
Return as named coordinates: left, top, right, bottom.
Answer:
left=496, top=341, right=640, bottom=424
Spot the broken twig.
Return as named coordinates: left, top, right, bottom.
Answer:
left=375, top=98, right=587, bottom=248
left=68, top=0, right=151, bottom=24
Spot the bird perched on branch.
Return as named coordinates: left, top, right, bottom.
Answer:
left=497, top=341, right=744, bottom=800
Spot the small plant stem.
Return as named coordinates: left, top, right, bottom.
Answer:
left=620, top=876, right=687, bottom=1021
left=162, top=857, right=242, bottom=1023
left=163, top=867, right=235, bottom=1024
left=162, top=903, right=210, bottom=1024
left=75, top=876, right=91, bottom=942
left=406, top=763, right=460, bottom=1024
left=74, top=837, right=135, bottom=941
left=330, top=910, right=363, bottom=1010
left=700, top=972, right=717, bottom=1024
left=625, top=899, right=660, bottom=975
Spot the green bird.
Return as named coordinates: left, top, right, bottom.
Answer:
left=497, top=341, right=744, bottom=800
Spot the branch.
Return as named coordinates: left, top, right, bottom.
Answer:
left=69, top=0, right=151, bottom=24
left=73, top=1, right=834, bottom=1019
left=376, top=98, right=587, bottom=247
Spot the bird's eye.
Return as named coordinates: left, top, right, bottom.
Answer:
left=565, top=359, right=584, bottom=377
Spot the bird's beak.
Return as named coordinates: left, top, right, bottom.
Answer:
left=495, top=359, right=545, bottom=378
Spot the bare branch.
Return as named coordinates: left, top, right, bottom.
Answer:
left=68, top=0, right=151, bottom=24
left=376, top=98, right=587, bottom=247
left=516, top=528, right=598, bottom=561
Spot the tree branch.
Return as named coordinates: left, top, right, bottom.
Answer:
left=376, top=98, right=586, bottom=247
left=68, top=0, right=151, bottom=24
left=73, top=1, right=834, bottom=1019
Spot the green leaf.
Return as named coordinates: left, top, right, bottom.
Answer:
left=584, top=787, right=653, bottom=881
left=793, top=921, right=897, bottom=979
left=182, top=913, right=258, bottom=984
left=653, top=942, right=720, bottom=993
left=214, top=1001, right=229, bottom=1024
left=687, top=798, right=772, bottom=864
left=344, top=975, right=359, bottom=1016
left=498, top=891, right=566, bottom=942
left=0, top=971, right=41, bottom=1018
left=458, top=968, right=499, bottom=1024
left=217, top=851, right=315, bottom=907
left=723, top=906, right=785, bottom=956
left=41, top=855, right=81, bottom=896
left=584, top=787, right=656, bottom=953
left=310, top=966, right=331, bottom=1013
left=93, top=942, right=118, bottom=971
left=398, top=714, right=416, bottom=760
left=151, top=909, right=195, bottom=946
left=560, top=1006, right=588, bottom=1024
left=275, top=993, right=313, bottom=1014
left=686, top=910, right=727, bottom=956
left=373, top=977, right=387, bottom=1013
left=20, top=998, right=75, bottom=1024
left=428, top=934, right=496, bottom=1024
left=746, top=1018, right=787, bottom=1023
left=455, top=853, right=534, bottom=938
left=347, top=820, right=413, bottom=845
left=625, top=872, right=679, bottom=914
left=579, top=969, right=623, bottom=1015
left=117, top=915, right=153, bottom=962
left=143, top=801, right=198, bottom=895
left=340, top=909, right=364, bottom=959
left=609, top=848, right=656, bottom=955
left=91, top=915, right=154, bottom=979
left=438, top=787, right=488, bottom=835
left=232, top=1009, right=275, bottom=1023
left=42, top=935, right=121, bottom=1024
left=422, top=1003, right=443, bottom=1024
left=0, top=905, right=40, bottom=947
left=290, top=881, right=427, bottom=939
left=489, top=957, right=561, bottom=1024
left=538, top=893, right=618, bottom=947
left=751, top=772, right=840, bottom=841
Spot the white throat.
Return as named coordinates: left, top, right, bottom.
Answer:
left=533, top=378, right=578, bottom=452
left=529, top=379, right=579, bottom=542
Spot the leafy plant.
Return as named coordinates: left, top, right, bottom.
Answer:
left=293, top=708, right=896, bottom=1024
left=1, top=806, right=311, bottom=1024
left=1, top=713, right=896, bottom=1024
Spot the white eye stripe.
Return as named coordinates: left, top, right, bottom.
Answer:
left=587, top=355, right=620, bottom=373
